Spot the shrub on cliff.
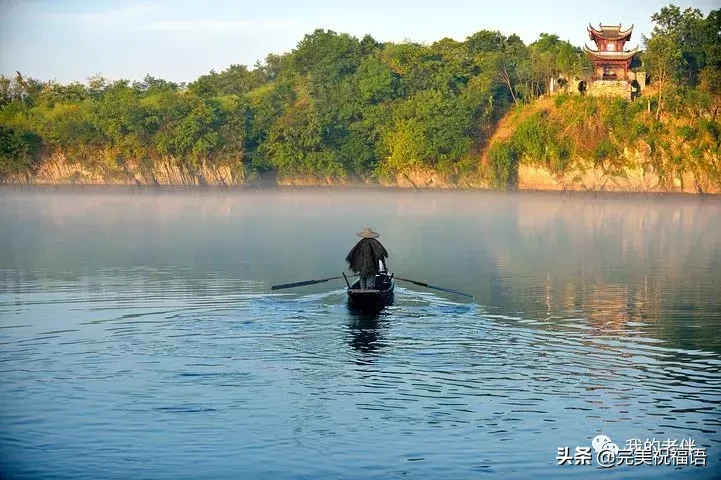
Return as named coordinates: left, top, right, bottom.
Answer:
left=488, top=140, right=519, bottom=190
left=0, top=126, right=41, bottom=179
left=509, top=110, right=572, bottom=174
left=495, top=90, right=721, bottom=192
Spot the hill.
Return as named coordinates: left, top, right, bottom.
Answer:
left=485, top=92, right=721, bottom=194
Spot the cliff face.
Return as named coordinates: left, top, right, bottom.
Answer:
left=4, top=151, right=717, bottom=193
left=5, top=153, right=243, bottom=186
left=517, top=164, right=716, bottom=194
left=4, top=154, right=489, bottom=189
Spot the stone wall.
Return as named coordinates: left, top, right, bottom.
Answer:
left=588, top=80, right=631, bottom=100
left=550, top=72, right=646, bottom=99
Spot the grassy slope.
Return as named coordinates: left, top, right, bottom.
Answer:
left=485, top=92, right=721, bottom=193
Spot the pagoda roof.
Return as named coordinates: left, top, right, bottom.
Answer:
left=584, top=44, right=638, bottom=61
left=588, top=23, right=633, bottom=41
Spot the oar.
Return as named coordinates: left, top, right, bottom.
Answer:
left=395, top=276, right=474, bottom=299
left=271, top=274, right=358, bottom=291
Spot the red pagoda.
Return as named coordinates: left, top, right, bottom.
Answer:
left=584, top=24, right=638, bottom=81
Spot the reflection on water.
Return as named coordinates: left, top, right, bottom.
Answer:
left=347, top=311, right=389, bottom=363
left=0, top=189, right=720, bottom=479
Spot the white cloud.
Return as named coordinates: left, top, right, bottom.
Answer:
left=40, top=4, right=306, bottom=36
left=139, top=19, right=304, bottom=33
left=45, top=4, right=158, bottom=26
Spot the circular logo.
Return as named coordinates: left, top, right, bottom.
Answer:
left=592, top=435, right=612, bottom=453
left=592, top=434, right=619, bottom=455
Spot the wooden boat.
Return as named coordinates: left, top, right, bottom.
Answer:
left=347, top=272, right=395, bottom=311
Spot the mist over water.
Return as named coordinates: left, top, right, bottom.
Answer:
left=1, top=188, right=720, bottom=479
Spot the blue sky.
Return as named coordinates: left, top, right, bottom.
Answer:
left=0, top=0, right=717, bottom=84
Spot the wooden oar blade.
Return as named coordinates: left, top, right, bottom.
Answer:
left=271, top=279, right=326, bottom=290
left=395, top=276, right=474, bottom=299
left=271, top=274, right=358, bottom=291
left=425, top=284, right=475, bottom=299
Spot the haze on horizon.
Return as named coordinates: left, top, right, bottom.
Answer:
left=0, top=0, right=716, bottom=84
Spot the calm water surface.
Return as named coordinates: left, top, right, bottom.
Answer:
left=1, top=189, right=720, bottom=479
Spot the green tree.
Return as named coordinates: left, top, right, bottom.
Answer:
left=0, top=76, right=11, bottom=108
left=643, top=32, right=682, bottom=119
left=465, top=30, right=505, bottom=54
left=188, top=65, right=265, bottom=97
left=0, top=126, right=41, bottom=178
left=133, top=75, right=179, bottom=95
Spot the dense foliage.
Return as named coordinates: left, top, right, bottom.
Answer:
left=0, top=24, right=588, bottom=182
left=0, top=4, right=719, bottom=188
left=642, top=5, right=721, bottom=119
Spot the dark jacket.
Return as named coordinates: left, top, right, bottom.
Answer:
left=345, top=238, right=389, bottom=276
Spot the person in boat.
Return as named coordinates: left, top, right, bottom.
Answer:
left=346, top=227, right=389, bottom=290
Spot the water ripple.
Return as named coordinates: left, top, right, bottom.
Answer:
left=1, top=266, right=720, bottom=479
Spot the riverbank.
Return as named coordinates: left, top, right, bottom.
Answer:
left=3, top=151, right=718, bottom=194
left=3, top=94, right=719, bottom=195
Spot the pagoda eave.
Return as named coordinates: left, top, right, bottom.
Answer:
left=587, top=23, right=633, bottom=41
left=583, top=45, right=638, bottom=61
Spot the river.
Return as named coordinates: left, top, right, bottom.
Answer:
left=1, top=188, right=719, bottom=479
